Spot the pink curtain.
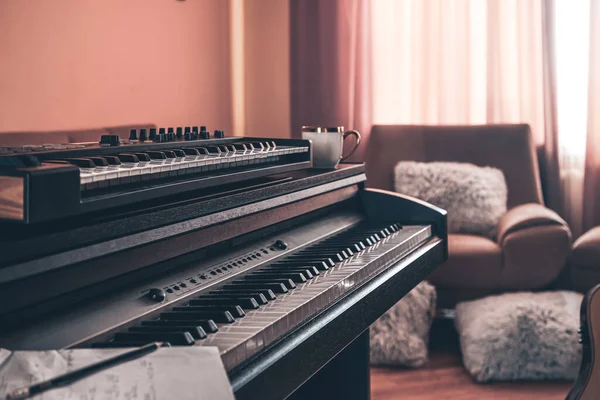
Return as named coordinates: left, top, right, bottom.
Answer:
left=539, top=0, right=563, bottom=217
left=583, top=0, right=600, bottom=232
left=290, top=0, right=372, bottom=160
left=289, top=0, right=599, bottom=234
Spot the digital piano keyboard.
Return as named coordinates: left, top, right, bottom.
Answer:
left=0, top=136, right=447, bottom=400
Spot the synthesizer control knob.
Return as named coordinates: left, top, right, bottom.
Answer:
left=274, top=240, right=288, bottom=250
left=146, top=288, right=166, bottom=302
left=99, top=135, right=120, bottom=147
left=192, top=126, right=199, bottom=140
left=184, top=126, right=192, bottom=141
left=159, top=127, right=166, bottom=136
left=214, top=130, right=224, bottom=138
left=139, top=128, right=148, bottom=142
left=168, top=127, right=176, bottom=141
left=129, top=129, right=138, bottom=141
left=200, top=130, right=210, bottom=140
left=149, top=128, right=157, bottom=141
left=176, top=127, right=183, bottom=140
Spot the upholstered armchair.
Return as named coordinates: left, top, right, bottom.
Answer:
left=363, top=124, right=572, bottom=307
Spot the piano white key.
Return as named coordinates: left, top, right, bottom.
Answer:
left=78, top=143, right=310, bottom=187
left=197, top=225, right=433, bottom=369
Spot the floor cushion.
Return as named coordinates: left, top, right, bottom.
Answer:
left=455, top=291, right=583, bottom=382
left=370, top=281, right=437, bottom=368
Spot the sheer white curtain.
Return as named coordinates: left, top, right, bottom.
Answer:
left=370, top=0, right=598, bottom=235
left=371, top=0, right=546, bottom=144
left=554, top=0, right=591, bottom=236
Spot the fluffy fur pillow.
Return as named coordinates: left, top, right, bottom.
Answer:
left=370, top=281, right=437, bottom=368
left=394, top=161, right=508, bottom=238
left=455, top=291, right=583, bottom=382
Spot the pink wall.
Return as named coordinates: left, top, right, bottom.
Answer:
left=0, top=0, right=233, bottom=134
left=243, top=0, right=291, bottom=138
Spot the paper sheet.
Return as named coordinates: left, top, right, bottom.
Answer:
left=0, top=346, right=235, bottom=400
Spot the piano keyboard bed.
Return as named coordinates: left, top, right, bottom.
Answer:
left=69, top=142, right=305, bottom=192
left=91, top=222, right=433, bottom=370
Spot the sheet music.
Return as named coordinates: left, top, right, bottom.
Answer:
left=0, top=346, right=235, bottom=400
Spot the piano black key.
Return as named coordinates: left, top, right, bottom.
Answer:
left=172, top=149, right=186, bottom=157
left=304, top=246, right=349, bottom=258
left=246, top=142, right=264, bottom=153
left=129, top=326, right=207, bottom=340
left=183, top=148, right=200, bottom=156
left=92, top=341, right=150, bottom=348
left=206, top=146, right=221, bottom=155
left=317, top=239, right=363, bottom=251
left=246, top=272, right=308, bottom=283
left=271, top=260, right=331, bottom=271
left=113, top=331, right=195, bottom=346
left=247, top=142, right=264, bottom=151
left=161, top=310, right=235, bottom=323
left=306, top=248, right=350, bottom=259
left=222, top=282, right=288, bottom=294
left=190, top=297, right=259, bottom=310
left=45, top=160, right=71, bottom=164
left=375, top=229, right=388, bottom=237
left=289, top=252, right=344, bottom=262
left=275, top=258, right=333, bottom=268
left=264, top=264, right=321, bottom=276
left=163, top=151, right=177, bottom=159
left=210, top=290, right=271, bottom=304
left=134, top=152, right=152, bottom=162
left=89, top=157, right=109, bottom=167
left=173, top=305, right=245, bottom=319
left=118, top=153, right=140, bottom=163
left=142, top=319, right=219, bottom=333
left=103, top=156, right=122, bottom=165
left=344, top=243, right=364, bottom=252
left=66, top=158, right=96, bottom=168
left=147, top=151, right=167, bottom=160
left=284, top=266, right=319, bottom=276
left=231, top=278, right=296, bottom=290
left=264, top=267, right=316, bottom=278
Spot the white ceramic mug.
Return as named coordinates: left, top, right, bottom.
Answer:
left=301, top=126, right=361, bottom=169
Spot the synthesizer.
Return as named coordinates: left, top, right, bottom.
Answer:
left=0, top=126, right=311, bottom=224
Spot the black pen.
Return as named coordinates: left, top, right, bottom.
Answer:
left=6, top=342, right=167, bottom=400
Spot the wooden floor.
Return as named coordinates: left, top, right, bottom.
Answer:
left=370, top=319, right=573, bottom=400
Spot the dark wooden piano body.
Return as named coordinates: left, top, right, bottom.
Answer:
left=0, top=163, right=447, bottom=400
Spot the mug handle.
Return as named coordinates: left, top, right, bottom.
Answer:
left=340, top=130, right=361, bottom=162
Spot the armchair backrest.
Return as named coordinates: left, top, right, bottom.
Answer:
left=363, top=124, right=544, bottom=209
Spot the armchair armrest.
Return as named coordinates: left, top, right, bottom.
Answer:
left=497, top=203, right=568, bottom=245
left=497, top=203, right=572, bottom=288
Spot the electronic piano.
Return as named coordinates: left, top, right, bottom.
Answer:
left=0, top=129, right=447, bottom=400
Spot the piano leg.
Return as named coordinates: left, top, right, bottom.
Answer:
left=288, top=330, right=371, bottom=400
